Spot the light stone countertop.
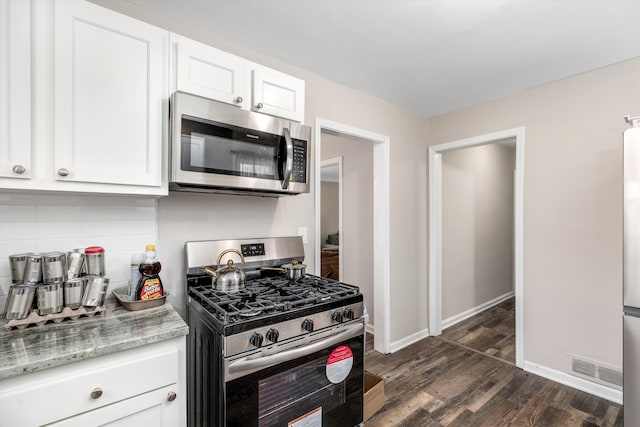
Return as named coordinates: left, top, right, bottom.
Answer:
left=0, top=302, right=189, bottom=381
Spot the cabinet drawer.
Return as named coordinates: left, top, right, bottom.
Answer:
left=0, top=344, right=178, bottom=426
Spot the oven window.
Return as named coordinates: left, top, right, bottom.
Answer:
left=257, top=357, right=345, bottom=426
left=225, top=335, right=364, bottom=427
left=181, top=116, right=282, bottom=180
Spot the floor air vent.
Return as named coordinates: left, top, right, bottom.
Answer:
left=571, top=355, right=622, bottom=388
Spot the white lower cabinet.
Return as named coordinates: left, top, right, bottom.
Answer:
left=47, top=385, right=179, bottom=427
left=0, top=337, right=186, bottom=427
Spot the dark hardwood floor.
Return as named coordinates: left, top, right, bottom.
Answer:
left=441, top=297, right=516, bottom=365
left=364, top=298, right=623, bottom=426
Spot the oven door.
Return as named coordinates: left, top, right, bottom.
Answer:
left=224, top=322, right=364, bottom=427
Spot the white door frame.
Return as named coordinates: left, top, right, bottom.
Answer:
left=320, top=156, right=344, bottom=281
left=314, top=117, right=391, bottom=354
left=428, top=127, right=525, bottom=368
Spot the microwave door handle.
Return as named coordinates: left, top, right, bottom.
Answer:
left=281, top=127, right=293, bottom=190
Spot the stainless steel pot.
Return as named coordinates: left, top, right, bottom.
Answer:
left=202, top=249, right=246, bottom=293
left=262, top=259, right=307, bottom=281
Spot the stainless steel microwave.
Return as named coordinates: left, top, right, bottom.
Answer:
left=170, top=92, right=311, bottom=196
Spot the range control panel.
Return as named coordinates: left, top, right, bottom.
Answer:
left=241, top=243, right=265, bottom=258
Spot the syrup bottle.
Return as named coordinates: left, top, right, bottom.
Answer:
left=136, top=245, right=164, bottom=300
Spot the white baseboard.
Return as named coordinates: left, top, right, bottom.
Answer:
left=442, top=291, right=514, bottom=330
left=365, top=323, right=375, bottom=335
left=523, top=360, right=623, bottom=405
left=389, top=328, right=430, bottom=353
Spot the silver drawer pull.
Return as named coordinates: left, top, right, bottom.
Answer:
left=234, top=96, right=243, bottom=104
left=90, top=388, right=103, bottom=399
left=256, top=102, right=264, bottom=109
left=12, top=164, right=25, bottom=174
left=57, top=168, right=70, bottom=177
left=167, top=391, right=177, bottom=402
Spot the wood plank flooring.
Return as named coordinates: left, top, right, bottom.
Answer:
left=441, top=297, right=516, bottom=365
left=364, top=299, right=623, bottom=426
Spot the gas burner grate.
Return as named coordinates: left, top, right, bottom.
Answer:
left=188, top=274, right=360, bottom=325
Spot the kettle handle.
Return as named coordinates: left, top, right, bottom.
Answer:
left=216, top=249, right=246, bottom=266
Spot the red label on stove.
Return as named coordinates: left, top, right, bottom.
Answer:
left=326, top=345, right=353, bottom=384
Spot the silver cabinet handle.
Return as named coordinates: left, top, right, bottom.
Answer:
left=167, top=391, right=177, bottom=402
left=57, top=168, right=69, bottom=177
left=234, top=96, right=243, bottom=104
left=12, top=165, right=25, bottom=174
left=90, top=388, right=103, bottom=399
left=256, top=102, right=264, bottom=109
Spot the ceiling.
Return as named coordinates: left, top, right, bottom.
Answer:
left=129, top=0, right=640, bottom=118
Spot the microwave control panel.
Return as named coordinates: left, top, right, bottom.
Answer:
left=292, top=140, right=307, bottom=183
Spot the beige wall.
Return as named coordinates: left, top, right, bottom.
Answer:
left=321, top=133, right=375, bottom=327
left=442, top=143, right=515, bottom=320
left=94, top=0, right=430, bottom=339
left=320, top=181, right=339, bottom=246
left=429, top=58, right=640, bottom=373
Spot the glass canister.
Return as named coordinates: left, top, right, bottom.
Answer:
left=66, top=249, right=85, bottom=279
left=22, top=255, right=43, bottom=283
left=2, top=284, right=36, bottom=320
left=84, top=246, right=105, bottom=276
left=36, top=283, right=64, bottom=315
left=64, top=278, right=86, bottom=309
left=9, top=253, right=33, bottom=284
left=82, top=276, right=109, bottom=307
left=42, top=252, right=67, bottom=284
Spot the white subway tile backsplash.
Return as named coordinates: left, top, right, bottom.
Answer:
left=0, top=240, right=39, bottom=259
left=81, top=220, right=156, bottom=237
left=0, top=205, right=37, bottom=222
left=37, top=205, right=86, bottom=222
left=0, top=194, right=159, bottom=302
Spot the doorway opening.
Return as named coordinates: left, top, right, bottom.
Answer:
left=319, top=157, right=343, bottom=281
left=314, top=118, right=391, bottom=354
left=429, top=127, right=525, bottom=368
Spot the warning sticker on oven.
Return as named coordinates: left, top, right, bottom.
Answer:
left=326, top=345, right=353, bottom=384
left=288, top=407, right=322, bottom=427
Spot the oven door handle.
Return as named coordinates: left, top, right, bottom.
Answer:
left=281, top=127, right=293, bottom=190
left=228, top=322, right=363, bottom=376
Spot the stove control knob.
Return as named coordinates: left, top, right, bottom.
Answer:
left=332, top=311, right=344, bottom=323
left=249, top=332, right=264, bottom=348
left=266, top=328, right=279, bottom=343
left=343, top=307, right=355, bottom=321
left=301, top=318, right=314, bottom=332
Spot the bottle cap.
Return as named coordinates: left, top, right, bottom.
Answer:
left=146, top=244, right=155, bottom=251
left=85, top=246, right=104, bottom=254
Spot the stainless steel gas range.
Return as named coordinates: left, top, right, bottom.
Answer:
left=185, top=236, right=365, bottom=427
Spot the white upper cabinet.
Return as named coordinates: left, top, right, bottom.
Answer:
left=172, top=34, right=248, bottom=109
left=54, top=0, right=168, bottom=187
left=171, top=33, right=306, bottom=122
left=0, top=0, right=32, bottom=179
left=252, top=66, right=305, bottom=122
left=0, top=0, right=169, bottom=195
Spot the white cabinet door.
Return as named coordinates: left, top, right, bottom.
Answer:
left=46, top=385, right=180, bottom=427
left=252, top=66, right=305, bottom=122
left=0, top=0, right=32, bottom=179
left=54, top=0, right=167, bottom=186
left=173, top=33, right=248, bottom=108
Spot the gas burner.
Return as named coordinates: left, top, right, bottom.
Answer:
left=188, top=273, right=360, bottom=327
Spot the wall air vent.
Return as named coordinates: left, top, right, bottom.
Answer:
left=570, top=354, right=622, bottom=389
left=572, top=358, right=596, bottom=378
left=599, top=366, right=623, bottom=387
